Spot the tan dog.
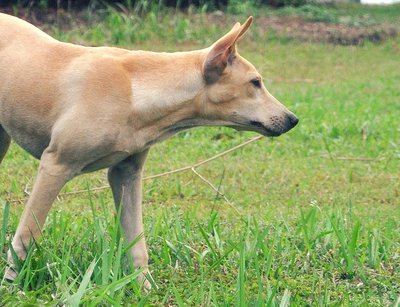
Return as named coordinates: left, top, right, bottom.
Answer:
left=0, top=13, right=298, bottom=289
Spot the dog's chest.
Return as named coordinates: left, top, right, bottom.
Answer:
left=81, top=150, right=131, bottom=173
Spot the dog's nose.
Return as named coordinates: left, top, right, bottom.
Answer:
left=289, top=114, right=299, bottom=128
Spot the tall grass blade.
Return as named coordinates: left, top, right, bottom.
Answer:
left=279, top=289, right=291, bottom=307
left=1, top=202, right=10, bottom=251
left=67, top=258, right=97, bottom=306
left=236, top=243, right=246, bottom=307
left=172, top=283, right=185, bottom=306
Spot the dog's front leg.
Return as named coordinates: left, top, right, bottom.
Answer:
left=107, top=149, right=151, bottom=290
left=6, top=149, right=74, bottom=280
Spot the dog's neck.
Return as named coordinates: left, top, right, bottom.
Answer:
left=124, top=49, right=213, bottom=146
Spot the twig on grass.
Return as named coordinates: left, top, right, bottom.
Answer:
left=144, top=135, right=263, bottom=180
left=321, top=155, right=386, bottom=162
left=7, top=136, right=263, bottom=213
left=190, top=167, right=241, bottom=215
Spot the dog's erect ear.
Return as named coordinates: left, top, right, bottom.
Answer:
left=203, top=16, right=253, bottom=84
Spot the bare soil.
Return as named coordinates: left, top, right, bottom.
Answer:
left=208, top=12, right=398, bottom=45
left=257, top=16, right=398, bottom=45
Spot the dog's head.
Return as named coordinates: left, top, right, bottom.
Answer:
left=200, top=17, right=298, bottom=137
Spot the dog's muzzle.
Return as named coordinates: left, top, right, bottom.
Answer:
left=250, top=113, right=298, bottom=137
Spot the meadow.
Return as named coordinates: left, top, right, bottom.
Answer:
left=1, top=4, right=399, bottom=306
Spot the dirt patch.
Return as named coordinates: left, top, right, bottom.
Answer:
left=207, top=12, right=398, bottom=45
left=257, top=16, right=398, bottom=45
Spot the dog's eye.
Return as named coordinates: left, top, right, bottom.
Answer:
left=250, top=79, right=261, bottom=88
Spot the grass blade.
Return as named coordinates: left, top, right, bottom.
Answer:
left=237, top=243, right=246, bottom=307
left=67, top=258, right=97, bottom=306
left=279, top=289, right=291, bottom=307
left=0, top=202, right=10, bottom=251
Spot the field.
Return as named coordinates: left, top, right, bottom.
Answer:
left=1, top=4, right=400, bottom=306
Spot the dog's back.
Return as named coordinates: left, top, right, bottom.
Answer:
left=0, top=14, right=71, bottom=158
left=0, top=13, right=56, bottom=48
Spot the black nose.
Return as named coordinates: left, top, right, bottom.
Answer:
left=289, top=114, right=299, bottom=128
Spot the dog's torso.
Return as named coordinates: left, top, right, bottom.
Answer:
left=1, top=14, right=131, bottom=161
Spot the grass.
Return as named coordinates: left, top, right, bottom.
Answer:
left=1, top=4, right=400, bottom=306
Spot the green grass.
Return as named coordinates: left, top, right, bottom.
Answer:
left=1, top=5, right=400, bottom=306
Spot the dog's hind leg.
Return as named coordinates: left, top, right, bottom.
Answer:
left=107, top=149, right=151, bottom=290
left=0, top=125, right=11, bottom=164
left=6, top=149, right=75, bottom=280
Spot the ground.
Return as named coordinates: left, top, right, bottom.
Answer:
left=0, top=4, right=399, bottom=306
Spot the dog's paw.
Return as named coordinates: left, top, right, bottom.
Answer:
left=4, top=266, right=17, bottom=281
left=138, top=271, right=158, bottom=293
left=142, top=279, right=152, bottom=292
left=137, top=272, right=151, bottom=292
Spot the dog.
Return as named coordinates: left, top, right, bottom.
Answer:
left=0, top=13, right=298, bottom=289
